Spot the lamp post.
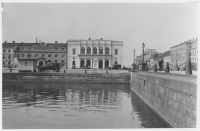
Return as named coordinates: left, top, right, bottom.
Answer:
left=133, top=49, right=136, bottom=70
left=141, top=42, right=146, bottom=71
left=142, top=42, right=145, bottom=63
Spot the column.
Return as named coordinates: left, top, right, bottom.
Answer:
left=97, top=47, right=99, bottom=55
left=90, top=59, right=92, bottom=68
left=91, top=46, right=93, bottom=55
left=84, top=58, right=86, bottom=66
left=109, top=59, right=111, bottom=66
left=103, top=59, right=105, bottom=69
left=85, top=46, right=87, bottom=54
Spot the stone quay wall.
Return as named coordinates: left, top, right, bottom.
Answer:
left=130, top=72, right=197, bottom=128
left=3, top=73, right=130, bottom=84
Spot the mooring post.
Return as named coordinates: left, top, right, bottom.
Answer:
left=165, top=62, right=170, bottom=73
left=10, top=69, right=12, bottom=73
left=106, top=69, right=108, bottom=74
left=64, top=70, right=66, bottom=73
left=185, top=59, right=192, bottom=75
left=85, top=70, right=87, bottom=74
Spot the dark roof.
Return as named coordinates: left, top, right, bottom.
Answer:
left=162, top=50, right=171, bottom=57
left=2, top=43, right=21, bottom=47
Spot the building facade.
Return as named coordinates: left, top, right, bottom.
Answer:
left=190, top=38, right=198, bottom=70
left=162, top=50, right=171, bottom=66
left=17, top=41, right=68, bottom=69
left=67, top=38, right=123, bottom=69
left=170, top=38, right=198, bottom=70
left=2, top=41, right=21, bottom=67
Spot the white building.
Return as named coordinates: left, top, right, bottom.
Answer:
left=67, top=38, right=123, bottom=69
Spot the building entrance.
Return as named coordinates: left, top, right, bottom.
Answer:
left=86, top=60, right=91, bottom=68
left=80, top=60, right=84, bottom=68
left=105, top=60, right=109, bottom=68
left=99, top=60, right=103, bottom=69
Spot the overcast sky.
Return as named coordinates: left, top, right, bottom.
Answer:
left=2, top=3, right=198, bottom=66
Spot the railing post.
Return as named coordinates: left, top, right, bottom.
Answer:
left=165, top=62, right=170, bottom=73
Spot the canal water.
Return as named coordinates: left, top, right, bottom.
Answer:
left=2, top=83, right=168, bottom=129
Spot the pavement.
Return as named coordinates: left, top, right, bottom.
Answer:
left=2, top=68, right=130, bottom=75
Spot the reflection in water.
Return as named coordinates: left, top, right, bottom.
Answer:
left=2, top=83, right=168, bottom=129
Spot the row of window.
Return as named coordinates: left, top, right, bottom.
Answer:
left=191, top=57, right=198, bottom=63
left=20, top=48, right=66, bottom=50
left=20, top=53, right=65, bottom=58
left=73, top=48, right=118, bottom=55
left=3, top=55, right=13, bottom=59
left=191, top=50, right=198, bottom=56
left=45, top=59, right=65, bottom=63
left=3, top=49, right=14, bottom=53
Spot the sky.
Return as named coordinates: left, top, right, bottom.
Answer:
left=2, top=2, right=198, bottom=66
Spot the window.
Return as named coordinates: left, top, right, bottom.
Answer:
left=48, top=54, right=51, bottom=57
left=81, top=47, right=85, bottom=54
left=105, top=47, right=109, bottom=55
left=61, top=60, right=64, bottom=63
left=8, top=49, right=11, bottom=52
left=115, top=49, right=118, bottom=55
left=35, top=54, right=38, bottom=57
left=87, top=47, right=91, bottom=54
left=55, top=54, right=58, bottom=57
left=8, top=62, right=11, bottom=64
left=99, top=47, right=103, bottom=54
left=55, top=59, right=58, bottom=63
left=3, top=49, right=6, bottom=52
left=73, top=49, right=76, bottom=55
left=62, top=54, right=65, bottom=57
left=27, top=54, right=31, bottom=58
left=93, top=47, right=97, bottom=54
left=25, top=62, right=27, bottom=65
left=42, top=54, right=45, bottom=57
left=3, top=55, right=5, bottom=59
left=21, top=54, right=25, bottom=57
left=62, top=48, right=64, bottom=50
left=55, top=48, right=57, bottom=50
left=29, top=48, right=31, bottom=50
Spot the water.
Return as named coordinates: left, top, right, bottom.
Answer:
left=2, top=82, right=168, bottom=129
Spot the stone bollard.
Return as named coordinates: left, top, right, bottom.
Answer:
left=85, top=70, right=87, bottom=74
left=10, top=69, right=12, bottom=73
left=185, top=59, right=192, bottom=75
left=64, top=70, right=66, bottom=73
left=165, top=62, right=170, bottom=73
left=145, top=65, right=148, bottom=72
left=153, top=64, right=157, bottom=72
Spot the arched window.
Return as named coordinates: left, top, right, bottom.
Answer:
left=62, top=54, right=65, bottom=57
left=55, top=59, right=58, bottom=63
left=93, top=47, right=97, bottom=54
left=21, top=54, right=25, bottom=57
left=27, top=54, right=31, bottom=58
left=35, top=54, right=38, bottom=57
left=81, top=47, right=85, bottom=54
left=48, top=54, right=51, bottom=57
left=61, top=60, right=64, bottom=63
left=55, top=54, right=58, bottom=57
left=8, top=49, right=11, bottom=52
left=42, top=54, right=45, bottom=57
left=105, top=47, right=109, bottom=55
left=3, top=49, right=6, bottom=52
left=87, top=47, right=91, bottom=54
left=99, top=47, right=103, bottom=54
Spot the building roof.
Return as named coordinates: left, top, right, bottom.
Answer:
left=162, top=50, right=171, bottom=57
left=2, top=43, right=21, bottom=47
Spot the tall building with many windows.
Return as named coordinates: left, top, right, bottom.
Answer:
left=170, top=38, right=198, bottom=70
left=67, top=38, right=123, bottom=69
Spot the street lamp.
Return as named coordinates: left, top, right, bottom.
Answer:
left=133, top=49, right=136, bottom=64
left=142, top=42, right=145, bottom=63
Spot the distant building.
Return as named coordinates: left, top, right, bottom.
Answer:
left=190, top=38, right=198, bottom=70
left=136, top=55, right=142, bottom=65
left=162, top=50, right=171, bottom=66
left=170, top=38, right=198, bottom=70
left=2, top=41, right=21, bottom=67
left=149, top=53, right=163, bottom=67
left=17, top=41, right=68, bottom=68
left=67, top=38, right=123, bottom=69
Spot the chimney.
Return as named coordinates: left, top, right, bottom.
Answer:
left=55, top=41, right=58, bottom=44
left=88, top=38, right=91, bottom=40
left=13, top=41, right=15, bottom=43
left=5, top=41, right=7, bottom=43
left=100, top=38, right=103, bottom=40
